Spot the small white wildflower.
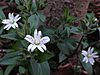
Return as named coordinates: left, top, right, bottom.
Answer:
left=2, top=13, right=21, bottom=30
left=24, top=29, right=50, bottom=52
left=82, top=47, right=99, bottom=65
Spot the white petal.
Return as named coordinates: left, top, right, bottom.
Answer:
left=2, top=19, right=10, bottom=24
left=9, top=13, right=14, bottom=20
left=93, top=55, right=99, bottom=58
left=41, top=44, right=47, bottom=50
left=15, top=17, right=21, bottom=22
left=14, top=23, right=18, bottom=28
left=88, top=47, right=91, bottom=54
left=82, top=50, right=87, bottom=56
left=85, top=58, right=88, bottom=63
left=89, top=58, right=95, bottom=65
left=90, top=47, right=94, bottom=53
left=4, top=24, right=12, bottom=30
left=11, top=24, right=16, bottom=29
left=37, top=46, right=44, bottom=52
left=38, top=31, right=42, bottom=37
left=28, top=44, right=33, bottom=51
left=40, top=36, right=50, bottom=44
left=92, top=52, right=98, bottom=55
left=31, top=45, right=36, bottom=52
left=6, top=25, right=11, bottom=30
left=4, top=24, right=10, bottom=29
left=34, top=29, right=38, bottom=39
left=83, top=57, right=88, bottom=62
left=24, top=35, right=34, bottom=44
left=15, top=14, right=19, bottom=19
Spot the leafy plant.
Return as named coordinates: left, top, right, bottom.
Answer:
left=0, top=0, right=100, bottom=75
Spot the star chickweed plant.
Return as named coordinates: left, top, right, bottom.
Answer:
left=24, top=29, right=50, bottom=52
left=2, top=13, right=21, bottom=30
left=82, top=47, right=99, bottom=65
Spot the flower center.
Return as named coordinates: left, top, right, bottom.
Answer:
left=34, top=40, right=40, bottom=45
left=87, top=54, right=92, bottom=58
left=10, top=20, right=15, bottom=24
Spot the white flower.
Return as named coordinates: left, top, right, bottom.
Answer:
left=24, top=29, right=50, bottom=52
left=2, top=13, right=21, bottom=30
left=82, top=47, right=99, bottom=65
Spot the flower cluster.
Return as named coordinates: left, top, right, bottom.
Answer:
left=2, top=13, right=50, bottom=53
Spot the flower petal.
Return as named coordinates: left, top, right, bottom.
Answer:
left=83, top=57, right=88, bottom=62
left=89, top=58, right=95, bottom=65
left=15, top=14, right=19, bottom=19
left=38, top=31, right=42, bottom=37
left=93, top=55, right=99, bottom=58
left=15, top=16, right=21, bottom=22
left=4, top=24, right=12, bottom=30
left=11, top=24, right=16, bottom=29
left=9, top=13, right=14, bottom=20
left=24, top=35, right=34, bottom=44
left=40, top=36, right=50, bottom=44
left=41, top=44, right=47, bottom=50
left=34, top=29, right=38, bottom=39
left=2, top=19, right=10, bottom=24
left=37, top=46, right=44, bottom=52
left=4, top=24, right=10, bottom=29
left=82, top=50, right=87, bottom=56
left=88, top=47, right=91, bottom=54
left=31, top=45, right=36, bottom=52
left=28, top=44, right=33, bottom=51
left=90, top=47, right=94, bottom=53
left=14, top=23, right=18, bottom=28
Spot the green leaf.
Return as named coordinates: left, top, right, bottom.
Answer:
left=28, top=14, right=39, bottom=32
left=59, top=52, right=66, bottom=63
left=15, top=0, right=20, bottom=5
left=79, top=54, right=93, bottom=75
left=36, top=51, right=54, bottom=63
left=0, top=9, right=5, bottom=20
left=0, top=26, right=4, bottom=35
left=16, top=29, right=25, bottom=38
left=57, top=38, right=77, bottom=55
left=30, top=59, right=50, bottom=75
left=70, top=26, right=81, bottom=34
left=0, top=56, right=20, bottom=65
left=0, top=51, right=22, bottom=65
left=19, top=66, right=26, bottom=74
left=40, top=61, right=50, bottom=75
left=37, top=12, right=46, bottom=22
left=0, top=69, right=3, bottom=75
left=0, top=33, right=18, bottom=40
left=4, top=65, right=15, bottom=75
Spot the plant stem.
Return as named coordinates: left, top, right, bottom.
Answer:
left=59, top=35, right=84, bottom=65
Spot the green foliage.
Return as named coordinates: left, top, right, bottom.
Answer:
left=30, top=60, right=50, bottom=75
left=4, top=65, right=15, bottom=75
left=19, top=66, right=26, bottom=74
left=64, top=8, right=76, bottom=24
left=0, top=33, right=18, bottom=40
left=0, top=0, right=99, bottom=75
left=0, top=6, right=6, bottom=20
left=79, top=54, right=93, bottom=75
left=57, top=38, right=77, bottom=55
left=0, top=69, right=3, bottom=75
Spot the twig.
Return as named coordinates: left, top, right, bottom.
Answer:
left=58, top=35, right=84, bottom=65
